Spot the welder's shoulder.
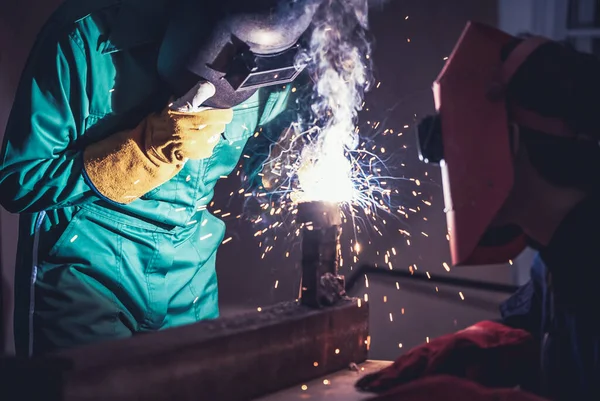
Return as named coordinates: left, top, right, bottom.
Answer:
left=28, top=0, right=122, bottom=63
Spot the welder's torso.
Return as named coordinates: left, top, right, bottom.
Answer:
left=7, top=0, right=290, bottom=355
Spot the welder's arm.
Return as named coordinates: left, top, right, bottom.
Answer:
left=0, top=31, right=232, bottom=212
left=0, top=32, right=95, bottom=213
left=83, top=83, right=233, bottom=204
left=241, top=73, right=307, bottom=193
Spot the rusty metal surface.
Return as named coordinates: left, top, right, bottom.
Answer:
left=1, top=299, right=369, bottom=401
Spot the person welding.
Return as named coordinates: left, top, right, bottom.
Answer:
left=0, top=0, right=321, bottom=356
left=356, top=22, right=600, bottom=401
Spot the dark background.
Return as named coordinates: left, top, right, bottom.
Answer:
left=1, top=0, right=507, bottom=358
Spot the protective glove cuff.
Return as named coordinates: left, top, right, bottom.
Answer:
left=83, top=117, right=183, bottom=204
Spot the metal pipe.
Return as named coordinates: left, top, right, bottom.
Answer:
left=346, top=264, right=520, bottom=294
left=296, top=201, right=346, bottom=307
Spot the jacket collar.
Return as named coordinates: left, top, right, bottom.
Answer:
left=101, top=0, right=169, bottom=54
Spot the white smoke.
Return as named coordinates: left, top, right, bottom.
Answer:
left=293, top=0, right=374, bottom=204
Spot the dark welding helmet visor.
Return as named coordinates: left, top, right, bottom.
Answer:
left=158, top=0, right=321, bottom=108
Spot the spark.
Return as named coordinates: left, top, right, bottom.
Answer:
left=274, top=280, right=279, bottom=289
left=459, top=292, right=465, bottom=300
left=313, top=362, right=319, bottom=367
left=335, top=348, right=340, bottom=354
left=257, top=307, right=262, bottom=312
left=443, top=262, right=451, bottom=272
left=389, top=313, right=393, bottom=322
left=301, top=385, right=308, bottom=391
left=323, top=379, right=331, bottom=386
left=398, top=343, right=403, bottom=348
left=222, top=237, right=233, bottom=244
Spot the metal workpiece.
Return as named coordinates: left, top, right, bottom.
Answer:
left=297, top=201, right=346, bottom=308
left=1, top=299, right=369, bottom=401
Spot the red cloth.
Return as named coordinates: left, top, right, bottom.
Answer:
left=365, top=375, right=549, bottom=401
left=356, top=321, right=539, bottom=393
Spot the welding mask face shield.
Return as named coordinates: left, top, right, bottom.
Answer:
left=158, top=0, right=322, bottom=108
left=416, top=22, right=570, bottom=266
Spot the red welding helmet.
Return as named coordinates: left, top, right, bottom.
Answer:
left=417, top=22, right=575, bottom=266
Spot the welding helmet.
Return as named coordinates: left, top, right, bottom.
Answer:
left=158, top=0, right=321, bottom=108
left=416, top=22, right=576, bottom=266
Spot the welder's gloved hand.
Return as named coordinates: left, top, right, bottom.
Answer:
left=365, top=375, right=549, bottom=401
left=83, top=82, right=233, bottom=204
left=356, top=321, right=538, bottom=394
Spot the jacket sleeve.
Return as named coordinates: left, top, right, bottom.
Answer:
left=499, top=254, right=545, bottom=338
left=0, top=27, right=97, bottom=214
left=242, top=74, right=309, bottom=194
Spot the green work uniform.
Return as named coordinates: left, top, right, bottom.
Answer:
left=0, top=0, right=291, bottom=356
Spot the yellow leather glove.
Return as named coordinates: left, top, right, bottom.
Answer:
left=83, top=82, right=233, bottom=204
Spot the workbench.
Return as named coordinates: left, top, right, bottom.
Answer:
left=256, top=360, right=391, bottom=401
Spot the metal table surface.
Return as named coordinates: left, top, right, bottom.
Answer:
left=255, top=360, right=392, bottom=401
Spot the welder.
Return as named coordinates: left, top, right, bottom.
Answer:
left=0, top=0, right=320, bottom=356
left=357, top=22, right=600, bottom=401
